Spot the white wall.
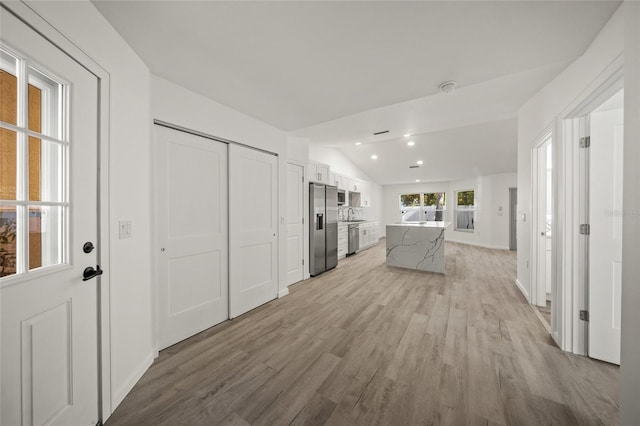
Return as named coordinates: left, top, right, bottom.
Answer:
left=151, top=75, right=290, bottom=299
left=26, top=0, right=155, bottom=412
left=621, top=2, right=640, bottom=423
left=516, top=7, right=624, bottom=300
left=381, top=173, right=516, bottom=249
left=309, top=145, right=374, bottom=181
left=287, top=136, right=309, bottom=164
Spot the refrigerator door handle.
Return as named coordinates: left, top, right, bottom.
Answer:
left=317, top=213, right=324, bottom=230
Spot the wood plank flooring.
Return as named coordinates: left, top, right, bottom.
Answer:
left=105, top=241, right=619, bottom=426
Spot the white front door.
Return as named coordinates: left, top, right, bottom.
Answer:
left=286, top=163, right=304, bottom=285
left=229, top=144, right=278, bottom=318
left=1, top=9, right=100, bottom=426
left=154, top=126, right=229, bottom=350
left=588, top=89, right=624, bottom=365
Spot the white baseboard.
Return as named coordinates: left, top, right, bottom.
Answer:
left=278, top=287, right=290, bottom=298
left=515, top=279, right=530, bottom=302
left=445, top=239, right=510, bottom=250
left=111, top=353, right=154, bottom=412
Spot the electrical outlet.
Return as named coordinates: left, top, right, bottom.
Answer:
left=119, top=220, right=132, bottom=239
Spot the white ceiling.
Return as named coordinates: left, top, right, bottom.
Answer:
left=340, top=118, right=518, bottom=185
left=92, top=0, right=620, bottom=185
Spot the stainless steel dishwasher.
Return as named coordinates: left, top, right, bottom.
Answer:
left=347, top=224, right=359, bottom=255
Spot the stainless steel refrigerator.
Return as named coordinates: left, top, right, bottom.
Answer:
left=310, top=183, right=338, bottom=276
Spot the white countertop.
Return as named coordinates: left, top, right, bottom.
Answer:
left=338, top=220, right=375, bottom=224
left=386, top=221, right=451, bottom=228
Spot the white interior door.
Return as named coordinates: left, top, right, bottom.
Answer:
left=155, top=126, right=228, bottom=350
left=286, top=163, right=304, bottom=285
left=229, top=144, right=278, bottom=318
left=1, top=9, right=100, bottom=425
left=588, top=90, right=624, bottom=365
left=535, top=136, right=552, bottom=307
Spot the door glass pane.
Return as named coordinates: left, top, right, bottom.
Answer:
left=29, top=139, right=64, bottom=202
left=456, top=190, right=475, bottom=230
left=29, top=205, right=63, bottom=270
left=0, top=128, right=18, bottom=200
left=400, top=193, right=420, bottom=222
left=424, top=192, right=446, bottom=221
left=0, top=205, right=17, bottom=277
left=0, top=49, right=18, bottom=126
left=28, top=67, right=62, bottom=139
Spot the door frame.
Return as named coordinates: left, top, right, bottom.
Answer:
left=287, top=159, right=309, bottom=281
left=554, top=55, right=623, bottom=355
left=2, top=1, right=113, bottom=420
left=509, top=187, right=517, bottom=251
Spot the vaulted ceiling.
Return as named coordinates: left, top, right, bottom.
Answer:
left=93, top=0, right=621, bottom=184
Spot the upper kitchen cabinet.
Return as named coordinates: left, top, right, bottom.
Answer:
left=360, top=180, right=372, bottom=207
left=330, top=173, right=345, bottom=190
left=347, top=177, right=359, bottom=192
left=308, top=161, right=330, bottom=184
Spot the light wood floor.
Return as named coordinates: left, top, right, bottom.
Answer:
left=105, top=241, right=619, bottom=426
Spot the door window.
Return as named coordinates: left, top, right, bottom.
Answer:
left=455, top=190, right=475, bottom=231
left=0, top=47, right=66, bottom=278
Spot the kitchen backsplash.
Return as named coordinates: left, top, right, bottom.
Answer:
left=338, top=207, right=364, bottom=221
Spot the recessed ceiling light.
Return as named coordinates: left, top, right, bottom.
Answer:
left=407, top=141, right=415, bottom=146
left=415, top=179, right=421, bottom=182
left=404, top=133, right=412, bottom=138
left=417, top=160, right=423, bottom=165
left=355, top=142, right=361, bottom=146
left=371, top=154, right=378, bottom=160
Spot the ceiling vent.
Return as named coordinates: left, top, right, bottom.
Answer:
left=373, top=130, right=390, bottom=136
left=439, top=80, right=457, bottom=93
left=409, top=165, right=420, bottom=169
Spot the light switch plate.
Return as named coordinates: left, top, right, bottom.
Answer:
left=119, top=220, right=132, bottom=239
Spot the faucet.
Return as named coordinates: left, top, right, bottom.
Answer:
left=347, top=208, right=355, bottom=221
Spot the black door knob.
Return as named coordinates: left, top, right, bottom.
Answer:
left=83, top=242, right=95, bottom=253
left=83, top=265, right=103, bottom=281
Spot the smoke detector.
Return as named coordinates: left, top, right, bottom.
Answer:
left=439, top=81, right=457, bottom=93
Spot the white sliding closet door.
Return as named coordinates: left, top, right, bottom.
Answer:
left=229, top=144, right=278, bottom=318
left=155, top=126, right=228, bottom=350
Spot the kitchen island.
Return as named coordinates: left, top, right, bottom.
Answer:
left=386, top=222, right=451, bottom=273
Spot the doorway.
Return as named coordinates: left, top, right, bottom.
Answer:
left=509, top=188, right=517, bottom=251
left=287, top=162, right=304, bottom=285
left=532, top=133, right=553, bottom=327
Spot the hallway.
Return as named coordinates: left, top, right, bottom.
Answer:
left=106, top=242, right=619, bottom=425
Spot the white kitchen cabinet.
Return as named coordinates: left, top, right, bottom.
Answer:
left=308, top=161, right=330, bottom=184
left=358, top=222, right=379, bottom=251
left=360, top=180, right=371, bottom=207
left=338, top=224, right=348, bottom=259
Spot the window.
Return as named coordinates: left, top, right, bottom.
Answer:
left=455, top=190, right=475, bottom=231
left=423, top=192, right=446, bottom=221
left=1, top=47, right=66, bottom=278
left=399, top=192, right=446, bottom=222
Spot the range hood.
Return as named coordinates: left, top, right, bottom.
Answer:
left=349, top=191, right=361, bottom=207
